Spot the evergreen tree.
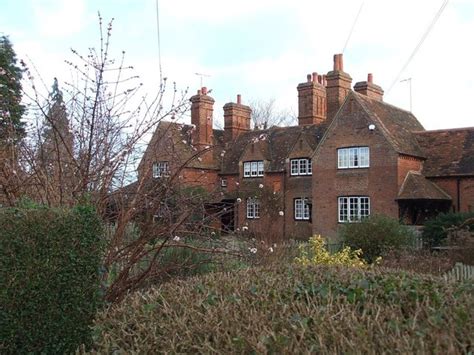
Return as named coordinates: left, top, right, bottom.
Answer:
left=0, top=35, right=25, bottom=142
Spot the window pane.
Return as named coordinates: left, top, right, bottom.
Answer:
left=295, top=199, right=302, bottom=219
left=307, top=159, right=312, bottom=175
left=338, top=197, right=348, bottom=222
left=299, top=159, right=307, bottom=174
left=251, top=162, right=258, bottom=176
left=360, top=197, right=370, bottom=219
left=255, top=199, right=260, bottom=218
left=359, top=147, right=369, bottom=167
left=257, top=161, right=264, bottom=176
left=244, top=162, right=250, bottom=177
left=291, top=160, right=298, bottom=175
left=303, top=199, right=310, bottom=219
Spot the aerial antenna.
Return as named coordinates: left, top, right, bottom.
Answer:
left=342, top=1, right=364, bottom=54
left=155, top=0, right=163, bottom=84
left=195, top=72, right=211, bottom=88
left=400, top=78, right=412, bottom=112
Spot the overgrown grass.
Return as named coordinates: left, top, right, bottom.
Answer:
left=90, top=264, right=474, bottom=354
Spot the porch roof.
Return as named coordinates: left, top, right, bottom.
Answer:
left=397, top=171, right=452, bottom=201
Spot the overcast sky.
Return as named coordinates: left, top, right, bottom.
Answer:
left=2, top=0, right=473, bottom=130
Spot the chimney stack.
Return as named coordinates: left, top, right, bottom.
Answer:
left=224, top=94, right=251, bottom=142
left=354, top=73, right=384, bottom=101
left=326, top=53, right=352, bottom=120
left=190, top=87, right=214, bottom=148
left=297, top=70, right=327, bottom=125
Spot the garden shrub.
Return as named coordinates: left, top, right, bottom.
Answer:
left=0, top=205, right=103, bottom=354
left=340, top=214, right=415, bottom=262
left=423, top=211, right=474, bottom=247
left=295, top=235, right=369, bottom=267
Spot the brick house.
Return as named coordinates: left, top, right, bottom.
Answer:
left=139, top=54, right=474, bottom=241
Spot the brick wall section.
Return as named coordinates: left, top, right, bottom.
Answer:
left=397, top=155, right=423, bottom=188
left=313, top=96, right=400, bottom=242
left=428, top=177, right=474, bottom=212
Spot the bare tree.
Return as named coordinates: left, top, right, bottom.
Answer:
left=0, top=15, right=241, bottom=303
left=249, top=98, right=296, bottom=130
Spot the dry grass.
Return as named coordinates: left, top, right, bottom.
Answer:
left=89, top=264, right=474, bottom=354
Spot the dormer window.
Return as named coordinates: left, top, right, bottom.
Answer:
left=243, top=161, right=264, bottom=178
left=221, top=178, right=227, bottom=187
left=338, top=147, right=369, bottom=169
left=290, top=158, right=312, bottom=176
left=153, top=161, right=169, bottom=178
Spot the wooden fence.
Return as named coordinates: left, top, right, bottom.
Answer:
left=443, top=262, right=474, bottom=282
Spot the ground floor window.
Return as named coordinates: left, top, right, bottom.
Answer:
left=294, top=198, right=311, bottom=220
left=246, top=197, right=260, bottom=219
left=338, top=196, right=370, bottom=222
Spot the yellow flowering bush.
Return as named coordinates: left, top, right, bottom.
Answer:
left=295, top=235, right=374, bottom=268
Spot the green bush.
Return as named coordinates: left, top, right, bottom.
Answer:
left=339, top=215, right=415, bottom=262
left=423, top=211, right=474, bottom=247
left=0, top=205, right=104, bottom=354
left=91, top=264, right=474, bottom=353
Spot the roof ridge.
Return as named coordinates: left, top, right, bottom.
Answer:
left=414, top=126, right=474, bottom=134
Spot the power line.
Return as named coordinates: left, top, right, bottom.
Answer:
left=387, top=0, right=449, bottom=93
left=155, top=0, right=163, bottom=84
left=342, top=1, right=364, bottom=54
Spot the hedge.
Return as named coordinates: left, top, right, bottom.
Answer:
left=0, top=205, right=103, bottom=354
left=91, top=264, right=474, bottom=353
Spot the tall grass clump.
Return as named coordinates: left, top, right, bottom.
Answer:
left=0, top=205, right=103, bottom=354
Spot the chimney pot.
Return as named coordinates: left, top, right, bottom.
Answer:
left=306, top=74, right=312, bottom=82
left=368, top=73, right=373, bottom=83
left=333, top=54, right=341, bottom=71
left=318, top=75, right=322, bottom=84
left=323, top=75, right=327, bottom=86
left=312, top=72, right=318, bottom=82
left=197, top=89, right=201, bottom=95
left=201, top=87, right=207, bottom=95
left=237, top=94, right=241, bottom=104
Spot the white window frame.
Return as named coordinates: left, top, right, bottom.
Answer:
left=221, top=178, right=227, bottom=187
left=243, top=161, right=264, bottom=178
left=290, top=158, right=312, bottom=176
left=337, top=147, right=369, bottom=169
left=338, top=196, right=370, bottom=222
left=246, top=197, right=260, bottom=219
left=294, top=198, right=310, bottom=220
left=152, top=161, right=169, bottom=178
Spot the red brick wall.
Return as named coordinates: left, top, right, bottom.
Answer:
left=428, top=177, right=474, bottom=212
left=397, top=155, right=423, bottom=188
left=313, top=96, right=400, bottom=242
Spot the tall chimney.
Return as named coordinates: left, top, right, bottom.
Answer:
left=354, top=73, right=384, bottom=101
left=190, top=87, right=214, bottom=148
left=297, top=71, right=327, bottom=125
left=223, top=94, right=251, bottom=142
left=326, top=54, right=352, bottom=120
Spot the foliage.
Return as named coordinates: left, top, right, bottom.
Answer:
left=295, top=235, right=369, bottom=267
left=0, top=205, right=104, bottom=354
left=91, top=264, right=474, bottom=353
left=340, top=214, right=415, bottom=262
left=423, top=211, right=474, bottom=247
left=0, top=35, right=25, bottom=142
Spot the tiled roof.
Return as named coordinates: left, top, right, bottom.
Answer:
left=355, top=93, right=426, bottom=158
left=415, top=128, right=474, bottom=177
left=220, top=124, right=327, bottom=174
left=397, top=171, right=451, bottom=200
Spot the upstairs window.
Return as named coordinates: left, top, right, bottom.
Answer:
left=338, top=196, right=370, bottom=222
left=243, top=161, right=264, bottom=178
left=221, top=178, right=227, bottom=187
left=246, top=197, right=260, bottom=219
left=290, top=158, right=312, bottom=176
left=153, top=161, right=169, bottom=178
left=338, top=147, right=369, bottom=169
left=294, top=198, right=311, bottom=220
